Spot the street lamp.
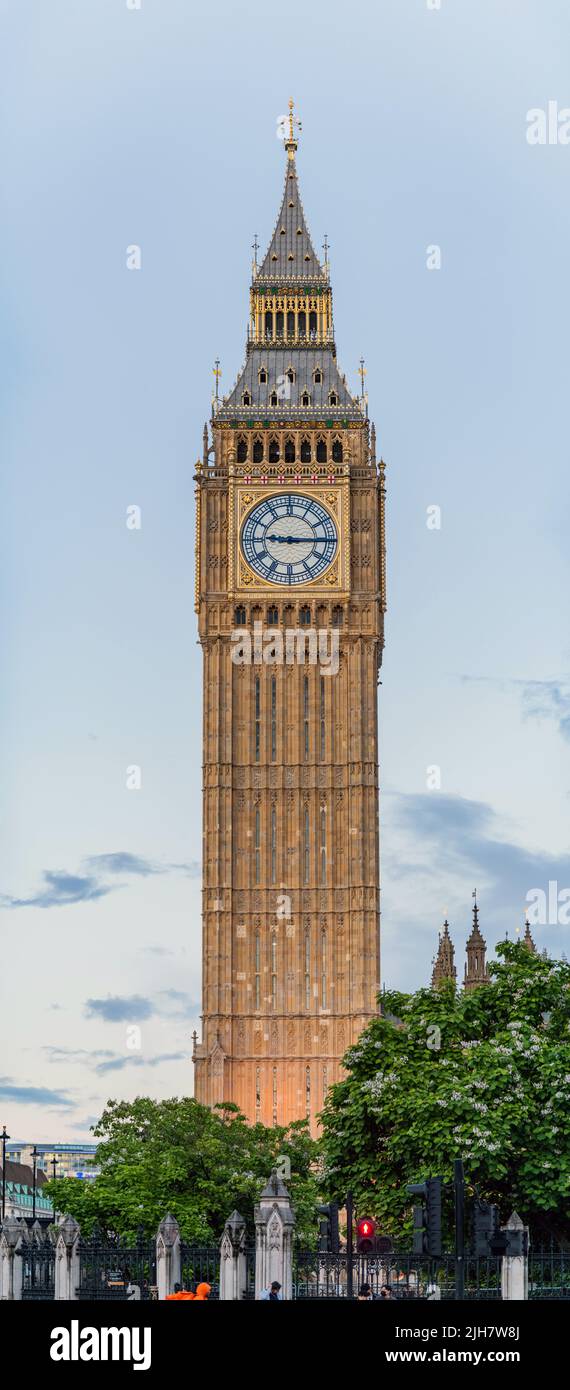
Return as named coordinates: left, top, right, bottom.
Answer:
left=51, top=1157, right=60, bottom=1222
left=1, top=1126, right=10, bottom=1222
left=31, top=1145, right=38, bottom=1225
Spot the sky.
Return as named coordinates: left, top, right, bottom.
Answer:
left=1, top=0, right=569, bottom=1143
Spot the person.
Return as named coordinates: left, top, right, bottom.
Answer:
left=194, top=1282, right=211, bottom=1301
left=379, top=1285, right=393, bottom=1299
left=357, top=1283, right=374, bottom=1301
left=259, top=1281, right=282, bottom=1301
left=166, top=1282, right=195, bottom=1300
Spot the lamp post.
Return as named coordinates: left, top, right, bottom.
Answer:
left=31, top=1145, right=38, bottom=1225
left=1, top=1126, right=10, bottom=1222
left=51, top=1157, right=60, bottom=1222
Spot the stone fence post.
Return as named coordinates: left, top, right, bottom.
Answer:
left=54, top=1215, right=81, bottom=1299
left=254, top=1171, right=295, bottom=1301
left=0, top=1217, right=25, bottom=1300
left=156, top=1214, right=181, bottom=1299
left=501, top=1212, right=529, bottom=1301
left=220, top=1210, right=247, bottom=1300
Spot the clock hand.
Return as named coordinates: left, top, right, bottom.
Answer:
left=267, top=534, right=331, bottom=545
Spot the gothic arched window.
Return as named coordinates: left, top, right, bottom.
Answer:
left=284, top=438, right=295, bottom=463
left=329, top=391, right=338, bottom=406
left=316, top=438, right=327, bottom=463
left=237, top=438, right=247, bottom=463
left=313, top=367, right=322, bottom=384
left=320, top=811, right=327, bottom=886
left=304, top=935, right=311, bottom=1010
left=242, top=391, right=251, bottom=406
left=269, top=437, right=280, bottom=464
left=276, top=310, right=284, bottom=338
left=332, top=438, right=343, bottom=462
left=299, top=605, right=311, bottom=625
left=254, top=933, right=261, bottom=1011
left=270, top=391, right=278, bottom=406
left=253, top=438, right=263, bottom=464
left=301, top=391, right=310, bottom=407
left=300, top=438, right=311, bottom=462
left=234, top=605, right=247, bottom=625
left=287, top=310, right=295, bottom=338
left=321, top=927, right=327, bottom=1005
left=258, top=367, right=267, bottom=384
left=267, top=605, right=278, bottom=625
left=264, top=311, right=273, bottom=339
left=298, top=310, right=306, bottom=338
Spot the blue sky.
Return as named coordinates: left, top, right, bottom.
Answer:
left=1, top=0, right=569, bottom=1142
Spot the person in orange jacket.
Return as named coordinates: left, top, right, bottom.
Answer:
left=193, top=1282, right=211, bottom=1301
left=166, top=1283, right=195, bottom=1300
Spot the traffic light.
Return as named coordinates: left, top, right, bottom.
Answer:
left=406, top=1177, right=443, bottom=1257
left=473, top=1200, right=499, bottom=1257
left=356, top=1216, right=376, bottom=1254
left=316, top=1202, right=340, bottom=1254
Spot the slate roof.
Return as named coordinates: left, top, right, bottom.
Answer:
left=218, top=347, right=361, bottom=420
left=257, top=158, right=323, bottom=281
left=0, top=1162, right=47, bottom=1187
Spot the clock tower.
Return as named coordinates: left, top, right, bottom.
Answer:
left=193, top=104, right=386, bottom=1132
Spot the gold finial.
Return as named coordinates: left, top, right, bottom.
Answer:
left=285, top=97, right=302, bottom=161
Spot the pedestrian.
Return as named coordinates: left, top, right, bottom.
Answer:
left=194, top=1281, right=211, bottom=1301
left=259, top=1281, right=282, bottom=1301
left=379, top=1285, right=392, bottom=1299
left=357, top=1283, right=374, bottom=1301
left=166, top=1282, right=194, bottom=1300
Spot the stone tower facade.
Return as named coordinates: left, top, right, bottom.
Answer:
left=464, top=901, right=491, bottom=991
left=192, top=105, right=386, bottom=1132
left=431, top=920, right=456, bottom=988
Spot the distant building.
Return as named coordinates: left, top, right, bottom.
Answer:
left=6, top=1142, right=99, bottom=1181
left=0, top=1161, right=52, bottom=1219
left=431, top=899, right=536, bottom=991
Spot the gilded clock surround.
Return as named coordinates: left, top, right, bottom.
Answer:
left=232, top=482, right=348, bottom=594
left=193, top=106, right=386, bottom=1134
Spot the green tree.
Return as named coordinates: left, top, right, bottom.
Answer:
left=45, top=1096, right=318, bottom=1242
left=320, top=942, right=570, bottom=1242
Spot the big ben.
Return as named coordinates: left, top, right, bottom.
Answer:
left=193, top=103, right=386, bottom=1133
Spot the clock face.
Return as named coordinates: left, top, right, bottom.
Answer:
left=240, top=493, right=338, bottom=586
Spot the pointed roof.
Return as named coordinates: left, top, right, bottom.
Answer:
left=218, top=346, right=360, bottom=419
left=466, top=899, right=485, bottom=947
left=523, top=919, right=536, bottom=952
left=431, top=919, right=456, bottom=988
left=257, top=157, right=323, bottom=281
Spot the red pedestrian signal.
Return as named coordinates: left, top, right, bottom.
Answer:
left=356, top=1217, right=376, bottom=1253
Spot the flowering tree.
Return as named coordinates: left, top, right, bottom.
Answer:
left=320, top=942, right=570, bottom=1242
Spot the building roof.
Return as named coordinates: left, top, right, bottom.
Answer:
left=0, top=1162, right=47, bottom=1188
left=220, top=348, right=361, bottom=420
left=215, top=128, right=363, bottom=425
left=258, top=158, right=323, bottom=281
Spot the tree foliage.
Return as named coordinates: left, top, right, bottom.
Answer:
left=320, top=942, right=570, bottom=1241
left=45, top=1096, right=318, bottom=1242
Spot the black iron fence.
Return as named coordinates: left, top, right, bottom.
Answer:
left=529, top=1244, right=570, bottom=1299
left=76, top=1232, right=158, bottom=1301
left=21, top=1234, right=56, bottom=1301
left=179, top=1243, right=222, bottom=1300
left=293, top=1248, right=503, bottom=1301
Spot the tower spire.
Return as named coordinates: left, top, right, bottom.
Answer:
left=464, top=894, right=490, bottom=991
left=431, top=918, right=456, bottom=989
left=285, top=96, right=301, bottom=161
left=523, top=915, right=537, bottom=952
